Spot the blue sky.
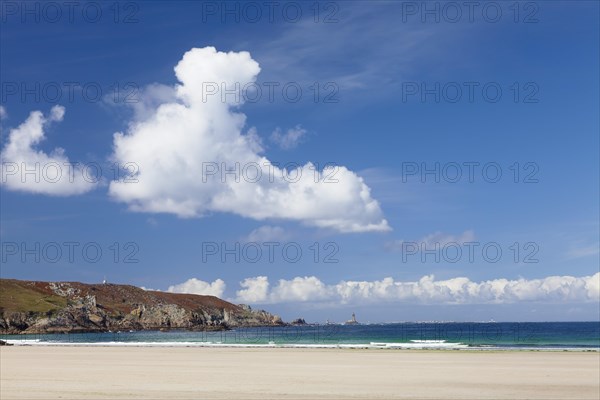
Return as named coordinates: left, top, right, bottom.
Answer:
left=1, top=1, right=598, bottom=322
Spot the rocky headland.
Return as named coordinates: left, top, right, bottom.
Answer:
left=0, top=279, right=283, bottom=334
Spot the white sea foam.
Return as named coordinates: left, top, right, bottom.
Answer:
left=372, top=341, right=468, bottom=349
left=3, top=339, right=41, bottom=345
left=4, top=340, right=466, bottom=349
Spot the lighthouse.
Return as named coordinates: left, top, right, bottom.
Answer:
left=345, top=312, right=359, bottom=325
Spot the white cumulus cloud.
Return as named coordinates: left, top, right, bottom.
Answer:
left=108, top=47, right=389, bottom=233
left=236, top=276, right=270, bottom=303
left=167, top=278, right=226, bottom=297
left=235, top=273, right=600, bottom=305
left=0, top=106, right=97, bottom=196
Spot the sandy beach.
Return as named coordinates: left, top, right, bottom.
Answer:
left=1, top=347, right=598, bottom=399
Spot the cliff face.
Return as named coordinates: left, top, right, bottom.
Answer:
left=0, top=279, right=283, bottom=334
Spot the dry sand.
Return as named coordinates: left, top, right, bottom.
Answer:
left=1, top=346, right=599, bottom=399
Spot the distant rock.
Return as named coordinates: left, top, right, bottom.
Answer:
left=291, top=318, right=307, bottom=325
left=0, top=279, right=284, bottom=334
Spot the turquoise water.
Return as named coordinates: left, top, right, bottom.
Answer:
left=3, top=322, right=599, bottom=349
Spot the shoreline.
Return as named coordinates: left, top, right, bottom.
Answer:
left=3, top=340, right=599, bottom=352
left=2, top=346, right=599, bottom=399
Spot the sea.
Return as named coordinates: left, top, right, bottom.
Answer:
left=2, top=322, right=599, bottom=350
